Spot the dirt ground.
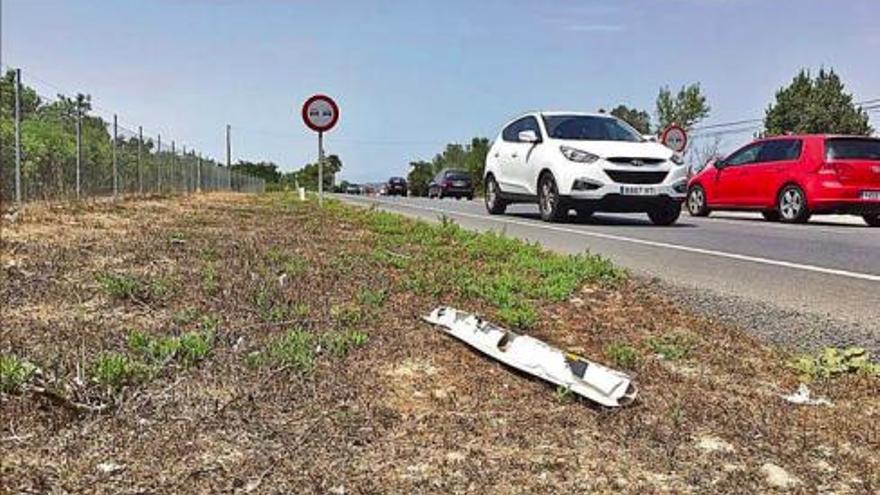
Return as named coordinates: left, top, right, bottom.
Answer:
left=1, top=192, right=878, bottom=494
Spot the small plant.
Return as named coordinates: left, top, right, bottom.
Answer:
left=96, top=272, right=146, bottom=301
left=201, top=263, right=218, bottom=296
left=331, top=304, right=364, bottom=327
left=91, top=352, right=146, bottom=389
left=358, top=288, right=388, bottom=308
left=0, top=354, right=37, bottom=394
left=555, top=385, right=573, bottom=403
left=173, top=307, right=202, bottom=325
left=789, top=347, right=880, bottom=381
left=128, top=329, right=213, bottom=367
left=321, top=330, right=369, bottom=357
left=497, top=303, right=537, bottom=330
left=263, top=329, right=316, bottom=373
left=605, top=343, right=639, bottom=369
left=647, top=332, right=694, bottom=361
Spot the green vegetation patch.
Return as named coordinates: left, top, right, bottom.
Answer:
left=647, top=332, right=695, bottom=361
left=91, top=352, right=148, bottom=389
left=0, top=354, right=38, bottom=394
left=250, top=328, right=370, bottom=373
left=96, top=272, right=175, bottom=302
left=605, top=343, right=640, bottom=369
left=789, top=347, right=880, bottom=381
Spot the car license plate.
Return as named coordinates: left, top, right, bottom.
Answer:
left=620, top=186, right=657, bottom=196
left=862, top=190, right=880, bottom=201
left=453, top=181, right=465, bottom=187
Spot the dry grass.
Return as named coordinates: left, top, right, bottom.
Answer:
left=1, top=192, right=878, bottom=494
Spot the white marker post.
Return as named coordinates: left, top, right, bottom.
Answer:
left=301, top=94, right=339, bottom=206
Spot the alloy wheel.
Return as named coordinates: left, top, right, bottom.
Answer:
left=779, top=188, right=803, bottom=221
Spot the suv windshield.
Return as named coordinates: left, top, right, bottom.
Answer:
left=542, top=115, right=643, bottom=142
left=826, top=138, right=880, bottom=160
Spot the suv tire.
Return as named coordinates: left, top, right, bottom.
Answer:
left=538, top=173, right=567, bottom=222
left=485, top=176, right=507, bottom=215
left=647, top=203, right=682, bottom=226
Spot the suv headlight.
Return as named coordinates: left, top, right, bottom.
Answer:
left=670, top=154, right=685, bottom=166
left=560, top=146, right=599, bottom=163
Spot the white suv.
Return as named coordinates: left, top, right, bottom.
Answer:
left=483, top=112, right=688, bottom=225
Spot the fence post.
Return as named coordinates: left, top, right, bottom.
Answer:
left=182, top=145, right=187, bottom=193
left=75, top=98, right=82, bottom=199
left=137, top=126, right=143, bottom=195
left=171, top=140, right=176, bottom=194
left=112, top=114, right=118, bottom=198
left=157, top=134, right=162, bottom=193
left=197, top=153, right=202, bottom=193
left=14, top=68, right=22, bottom=204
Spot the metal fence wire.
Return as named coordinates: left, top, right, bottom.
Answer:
left=0, top=68, right=265, bottom=207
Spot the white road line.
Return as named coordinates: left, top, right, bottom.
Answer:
left=344, top=196, right=880, bottom=283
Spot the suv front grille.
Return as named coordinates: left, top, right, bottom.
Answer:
left=604, top=170, right=668, bottom=184
left=606, top=157, right=666, bottom=165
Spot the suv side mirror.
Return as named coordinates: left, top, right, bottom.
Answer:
left=518, top=130, right=541, bottom=143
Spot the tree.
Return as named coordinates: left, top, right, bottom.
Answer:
left=407, top=160, right=434, bottom=196
left=610, top=105, right=651, bottom=134
left=764, top=68, right=872, bottom=136
left=294, top=154, right=342, bottom=190
left=655, top=83, right=711, bottom=131
left=230, top=160, right=281, bottom=184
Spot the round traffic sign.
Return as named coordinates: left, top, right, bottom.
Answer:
left=302, top=94, right=339, bottom=133
left=661, top=124, right=688, bottom=153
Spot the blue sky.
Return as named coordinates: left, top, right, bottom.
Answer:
left=4, top=0, right=879, bottom=181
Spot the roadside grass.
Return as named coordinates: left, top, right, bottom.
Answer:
left=96, top=272, right=175, bottom=303
left=647, top=331, right=695, bottom=361
left=249, top=328, right=369, bottom=372
left=323, top=199, right=624, bottom=330
left=0, top=354, right=37, bottom=394
left=789, top=346, right=880, bottom=382
left=605, top=343, right=640, bottom=369
left=91, top=352, right=148, bottom=390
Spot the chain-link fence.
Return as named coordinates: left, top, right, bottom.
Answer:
left=0, top=68, right=264, bottom=208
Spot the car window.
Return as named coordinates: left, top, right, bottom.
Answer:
left=502, top=116, right=540, bottom=142
left=758, top=139, right=802, bottom=162
left=444, top=170, right=470, bottom=180
left=826, top=138, right=880, bottom=160
left=724, top=143, right=763, bottom=166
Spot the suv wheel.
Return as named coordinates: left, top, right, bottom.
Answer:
left=485, top=176, right=507, bottom=215
left=778, top=185, right=810, bottom=223
left=647, top=203, right=682, bottom=226
left=686, top=185, right=710, bottom=217
left=538, top=173, right=566, bottom=222
left=863, top=214, right=880, bottom=227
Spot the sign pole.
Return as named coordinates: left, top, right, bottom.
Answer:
left=318, top=131, right=324, bottom=206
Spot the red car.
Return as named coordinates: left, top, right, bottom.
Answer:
left=686, top=135, right=880, bottom=226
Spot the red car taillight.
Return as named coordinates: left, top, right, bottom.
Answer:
left=441, top=180, right=450, bottom=188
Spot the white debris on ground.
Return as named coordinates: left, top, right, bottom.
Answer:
left=96, top=462, right=125, bottom=475
left=780, top=383, right=832, bottom=406
left=423, top=306, right=637, bottom=407
left=695, top=435, right=735, bottom=454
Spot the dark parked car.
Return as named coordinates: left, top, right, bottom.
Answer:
left=386, top=176, right=408, bottom=196
left=427, top=169, right=474, bottom=199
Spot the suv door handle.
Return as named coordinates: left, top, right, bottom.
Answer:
left=494, top=152, right=500, bottom=158
left=511, top=153, right=518, bottom=158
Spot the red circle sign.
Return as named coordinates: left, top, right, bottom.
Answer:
left=301, top=94, right=339, bottom=133
left=661, top=124, right=688, bottom=153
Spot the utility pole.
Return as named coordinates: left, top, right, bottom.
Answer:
left=75, top=97, right=82, bottom=199
left=226, top=124, right=232, bottom=191
left=137, top=126, right=143, bottom=194
left=14, top=68, right=22, bottom=204
left=112, top=114, right=118, bottom=198
left=157, top=134, right=162, bottom=193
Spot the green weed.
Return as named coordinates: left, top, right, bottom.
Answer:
left=647, top=332, right=695, bottom=361
left=358, top=288, right=388, bottom=308
left=91, top=352, right=146, bottom=389
left=605, top=343, right=640, bottom=369
left=789, top=347, right=880, bottom=381
left=321, top=329, right=369, bottom=357
left=0, top=354, right=37, bottom=393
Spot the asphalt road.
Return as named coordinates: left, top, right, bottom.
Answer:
left=338, top=193, right=880, bottom=352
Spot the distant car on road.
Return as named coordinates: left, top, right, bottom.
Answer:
left=687, top=135, right=880, bottom=226
left=386, top=177, right=408, bottom=196
left=427, top=169, right=474, bottom=200
left=344, top=184, right=363, bottom=195
left=483, top=112, right=687, bottom=225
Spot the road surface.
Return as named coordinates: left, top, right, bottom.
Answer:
left=338, top=194, right=880, bottom=352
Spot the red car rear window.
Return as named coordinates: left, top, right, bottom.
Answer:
left=825, top=138, right=880, bottom=160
